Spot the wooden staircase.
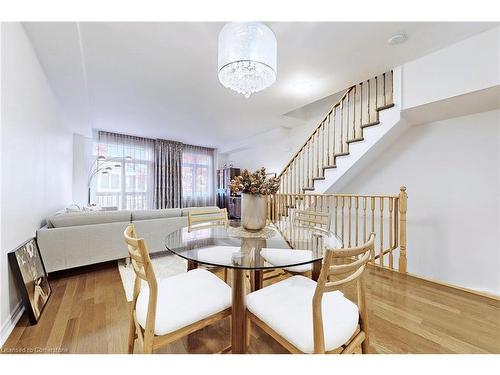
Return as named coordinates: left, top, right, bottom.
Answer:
left=278, top=71, right=395, bottom=194
left=267, top=70, right=408, bottom=274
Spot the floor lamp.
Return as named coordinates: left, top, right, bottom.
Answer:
left=87, top=155, right=132, bottom=206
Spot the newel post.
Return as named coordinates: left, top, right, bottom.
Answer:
left=398, top=186, right=407, bottom=273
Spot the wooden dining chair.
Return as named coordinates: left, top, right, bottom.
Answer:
left=263, top=209, right=332, bottom=282
left=246, top=233, right=375, bottom=354
left=124, top=224, right=232, bottom=354
left=187, top=207, right=230, bottom=282
left=188, top=208, right=228, bottom=231
left=294, top=209, right=331, bottom=232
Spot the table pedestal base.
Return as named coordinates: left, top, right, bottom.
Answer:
left=231, top=268, right=247, bottom=354
left=250, top=269, right=263, bottom=292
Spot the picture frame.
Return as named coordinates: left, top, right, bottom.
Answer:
left=8, top=238, right=51, bottom=325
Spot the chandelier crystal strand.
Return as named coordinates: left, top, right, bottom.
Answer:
left=218, top=22, right=277, bottom=98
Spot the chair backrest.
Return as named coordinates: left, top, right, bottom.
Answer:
left=312, top=233, right=375, bottom=353
left=124, top=224, right=158, bottom=334
left=187, top=208, right=228, bottom=231
left=294, top=209, right=331, bottom=232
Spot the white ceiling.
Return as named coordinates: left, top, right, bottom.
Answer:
left=23, top=22, right=498, bottom=149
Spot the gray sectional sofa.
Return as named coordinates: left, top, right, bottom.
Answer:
left=37, top=206, right=218, bottom=273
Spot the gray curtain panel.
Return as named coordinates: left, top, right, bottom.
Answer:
left=154, top=140, right=183, bottom=208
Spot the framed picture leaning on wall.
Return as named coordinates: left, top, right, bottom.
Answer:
left=8, top=238, right=51, bottom=325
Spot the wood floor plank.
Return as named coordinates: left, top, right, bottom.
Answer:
left=370, top=315, right=446, bottom=354
left=45, top=276, right=79, bottom=350
left=60, top=318, right=79, bottom=354
left=1, top=263, right=499, bottom=354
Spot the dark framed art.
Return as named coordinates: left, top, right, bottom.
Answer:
left=8, top=238, right=51, bottom=325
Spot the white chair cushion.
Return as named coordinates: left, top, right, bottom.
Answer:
left=283, top=263, right=312, bottom=273
left=260, top=248, right=313, bottom=273
left=247, top=275, right=359, bottom=353
left=196, top=246, right=242, bottom=267
left=136, top=268, right=231, bottom=336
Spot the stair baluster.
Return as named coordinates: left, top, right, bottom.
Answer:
left=268, top=189, right=408, bottom=273
left=277, top=70, right=394, bottom=195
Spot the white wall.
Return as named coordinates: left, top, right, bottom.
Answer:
left=72, top=133, right=94, bottom=207
left=333, top=110, right=500, bottom=295
left=402, top=26, right=500, bottom=110
left=220, top=117, right=321, bottom=175
left=0, top=23, right=73, bottom=344
left=223, top=27, right=500, bottom=176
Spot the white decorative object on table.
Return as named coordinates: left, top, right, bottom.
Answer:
left=218, top=22, right=277, bottom=98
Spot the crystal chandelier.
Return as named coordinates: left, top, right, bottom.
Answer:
left=218, top=22, right=277, bottom=98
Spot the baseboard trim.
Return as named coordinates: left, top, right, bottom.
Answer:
left=0, top=302, right=25, bottom=348
left=406, top=272, right=500, bottom=301
left=369, top=263, right=500, bottom=302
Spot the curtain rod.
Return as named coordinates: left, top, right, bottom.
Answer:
left=97, top=130, right=215, bottom=151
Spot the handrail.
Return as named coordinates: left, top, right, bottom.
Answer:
left=274, top=192, right=399, bottom=199
left=277, top=86, right=354, bottom=179
left=277, top=71, right=394, bottom=194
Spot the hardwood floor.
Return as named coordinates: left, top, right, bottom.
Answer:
left=2, top=263, right=500, bottom=354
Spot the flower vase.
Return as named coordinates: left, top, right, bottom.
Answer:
left=241, top=193, right=267, bottom=231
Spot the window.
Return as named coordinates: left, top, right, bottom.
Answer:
left=93, top=132, right=154, bottom=210
left=182, top=145, right=215, bottom=207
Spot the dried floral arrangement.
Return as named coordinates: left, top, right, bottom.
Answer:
left=229, top=167, right=280, bottom=195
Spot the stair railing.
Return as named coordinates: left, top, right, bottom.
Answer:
left=278, top=71, right=394, bottom=195
left=266, top=186, right=407, bottom=273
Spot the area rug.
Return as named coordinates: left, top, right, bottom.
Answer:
left=117, top=254, right=187, bottom=301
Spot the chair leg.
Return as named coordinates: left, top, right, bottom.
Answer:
left=143, top=334, right=154, bottom=354
left=361, top=338, right=369, bottom=354
left=246, top=316, right=251, bottom=348
left=223, top=268, right=228, bottom=283
left=127, top=315, right=136, bottom=354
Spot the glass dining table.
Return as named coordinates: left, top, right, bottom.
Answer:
left=165, top=220, right=343, bottom=354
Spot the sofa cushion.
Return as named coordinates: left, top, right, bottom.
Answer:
left=46, top=209, right=67, bottom=228
left=49, top=210, right=131, bottom=228
left=132, top=208, right=181, bottom=221
left=181, top=206, right=220, bottom=217
left=66, top=204, right=82, bottom=213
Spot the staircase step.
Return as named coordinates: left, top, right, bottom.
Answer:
left=302, top=187, right=315, bottom=191
left=333, top=152, right=350, bottom=158
left=322, top=164, right=337, bottom=170
left=361, top=121, right=380, bottom=129
left=346, top=137, right=364, bottom=144
left=376, top=103, right=395, bottom=111
left=312, top=176, right=326, bottom=181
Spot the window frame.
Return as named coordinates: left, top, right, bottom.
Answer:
left=93, top=141, right=154, bottom=210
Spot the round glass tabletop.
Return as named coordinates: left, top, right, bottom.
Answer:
left=165, top=220, right=343, bottom=270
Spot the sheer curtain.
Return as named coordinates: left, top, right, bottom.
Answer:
left=182, top=144, right=216, bottom=207
left=95, top=131, right=155, bottom=210
left=154, top=139, right=183, bottom=208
